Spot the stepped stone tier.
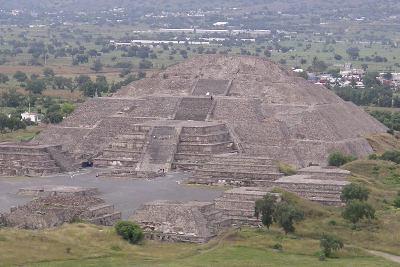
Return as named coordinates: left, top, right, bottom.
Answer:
left=33, top=54, right=386, bottom=178
left=17, top=185, right=99, bottom=197
left=0, top=192, right=121, bottom=229
left=131, top=200, right=225, bottom=243
left=0, top=143, right=75, bottom=177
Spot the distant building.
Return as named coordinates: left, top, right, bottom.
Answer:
left=21, top=112, right=42, bottom=123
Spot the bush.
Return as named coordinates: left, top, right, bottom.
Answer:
left=394, top=192, right=400, bottom=208
left=342, top=200, right=375, bottom=225
left=380, top=150, right=400, bottom=164
left=272, top=243, right=283, bottom=251
left=115, top=221, right=144, bottom=244
left=328, top=151, right=356, bottom=166
left=320, top=233, right=344, bottom=257
left=278, top=162, right=297, bottom=176
left=340, top=183, right=369, bottom=203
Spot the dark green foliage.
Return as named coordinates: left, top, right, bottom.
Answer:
left=380, top=150, right=400, bottom=164
left=273, top=202, right=304, bottom=234
left=394, top=192, right=400, bottom=208
left=0, top=113, right=27, bottom=133
left=369, top=111, right=400, bottom=131
left=26, top=79, right=46, bottom=94
left=320, top=234, right=344, bottom=257
left=115, top=221, right=144, bottom=244
left=342, top=200, right=375, bottom=225
left=0, top=73, right=9, bottom=83
left=254, top=194, right=277, bottom=229
left=13, top=71, right=28, bottom=82
left=328, top=151, right=356, bottom=166
left=272, top=243, right=283, bottom=251
left=340, top=183, right=369, bottom=203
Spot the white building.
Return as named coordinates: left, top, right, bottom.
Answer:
left=21, top=112, right=42, bottom=123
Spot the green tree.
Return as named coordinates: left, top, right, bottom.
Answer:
left=346, top=47, right=360, bottom=60
left=274, top=202, right=304, bottom=234
left=43, top=67, right=55, bottom=78
left=0, top=73, right=9, bottom=83
left=342, top=200, right=375, bottom=225
left=320, top=234, right=344, bottom=257
left=61, top=102, right=75, bottom=115
left=0, top=113, right=8, bottom=133
left=380, top=150, right=400, bottom=164
left=115, top=221, right=144, bottom=244
left=13, top=71, right=28, bottom=82
left=91, top=59, right=103, bottom=72
left=254, top=194, right=277, bottom=229
left=340, top=183, right=369, bottom=203
left=394, top=192, right=400, bottom=208
left=26, top=79, right=46, bottom=94
left=328, top=151, right=356, bottom=167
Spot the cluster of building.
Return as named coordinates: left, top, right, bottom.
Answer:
left=295, top=63, right=400, bottom=90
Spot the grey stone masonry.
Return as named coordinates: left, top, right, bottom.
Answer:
left=93, top=125, right=152, bottom=168
left=0, top=194, right=121, bottom=229
left=130, top=200, right=224, bottom=243
left=273, top=174, right=349, bottom=206
left=187, top=155, right=283, bottom=186
left=172, top=124, right=237, bottom=171
left=0, top=143, right=74, bottom=177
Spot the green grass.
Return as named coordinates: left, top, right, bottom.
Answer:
left=0, top=224, right=397, bottom=267
left=0, top=125, right=42, bottom=142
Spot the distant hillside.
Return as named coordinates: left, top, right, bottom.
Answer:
left=1, top=0, right=399, bottom=16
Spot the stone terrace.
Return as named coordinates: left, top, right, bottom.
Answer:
left=0, top=194, right=121, bottom=229
left=131, top=200, right=224, bottom=243
left=0, top=143, right=74, bottom=177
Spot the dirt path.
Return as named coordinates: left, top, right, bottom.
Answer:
left=366, top=250, right=400, bottom=264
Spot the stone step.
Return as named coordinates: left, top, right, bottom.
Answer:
left=98, top=169, right=161, bottom=179
left=180, top=124, right=227, bottom=135
left=174, top=153, right=214, bottom=162
left=212, top=156, right=274, bottom=165
left=0, top=152, right=51, bottom=161
left=0, top=166, right=61, bottom=177
left=177, top=141, right=236, bottom=154
left=93, top=158, right=139, bottom=167
left=179, top=131, right=231, bottom=143
left=86, top=212, right=122, bottom=226
left=201, top=162, right=278, bottom=172
left=194, top=169, right=283, bottom=180
left=0, top=159, right=58, bottom=168
left=101, top=149, right=143, bottom=159
left=86, top=204, right=115, bottom=217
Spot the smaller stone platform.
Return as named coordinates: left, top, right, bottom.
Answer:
left=17, top=185, right=98, bottom=197
left=0, top=193, right=121, bottom=229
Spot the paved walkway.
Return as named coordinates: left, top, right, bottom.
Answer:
left=0, top=169, right=223, bottom=219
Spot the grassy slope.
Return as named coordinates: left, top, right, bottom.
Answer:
left=0, top=224, right=396, bottom=267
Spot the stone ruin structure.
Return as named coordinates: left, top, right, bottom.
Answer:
left=0, top=55, right=386, bottom=238
left=131, top=188, right=281, bottom=243
left=27, top=55, right=386, bottom=179
left=0, top=142, right=75, bottom=177
left=0, top=186, right=121, bottom=229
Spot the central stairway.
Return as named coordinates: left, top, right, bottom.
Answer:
left=93, top=125, right=151, bottom=168
left=172, top=124, right=237, bottom=170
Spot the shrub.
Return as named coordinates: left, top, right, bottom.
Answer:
left=115, top=221, right=144, bottom=244
left=342, top=200, right=375, bottom=225
left=380, top=150, right=400, bottom=164
left=320, top=233, right=344, bottom=257
left=340, top=183, right=369, bottom=203
left=272, top=243, right=283, bottom=251
left=368, top=154, right=378, bottom=160
left=255, top=194, right=277, bottom=229
left=328, top=151, right=356, bottom=166
left=274, top=202, right=304, bottom=234
left=278, top=162, right=297, bottom=176
left=394, top=192, right=400, bottom=208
